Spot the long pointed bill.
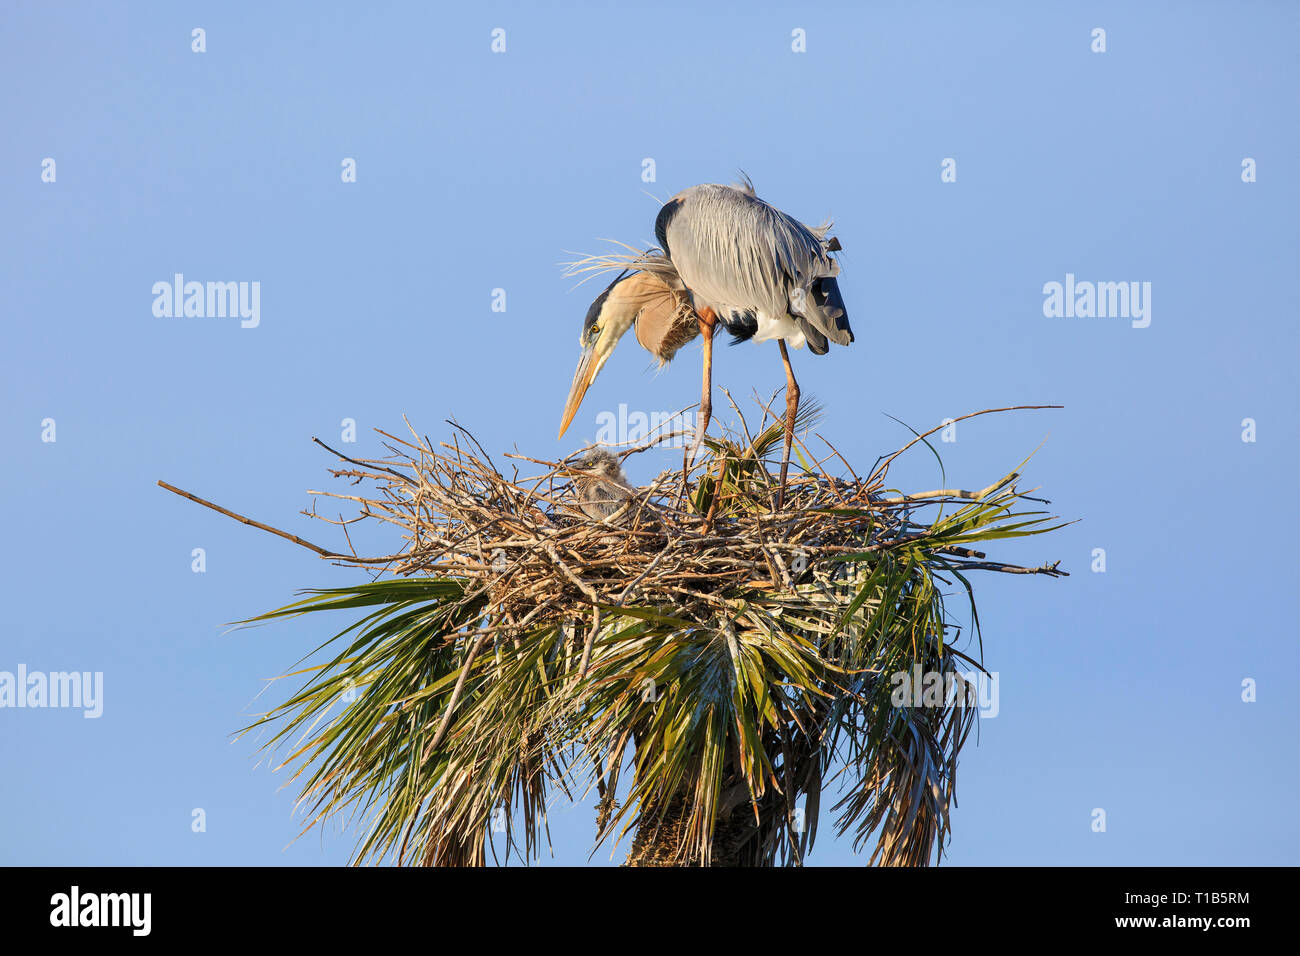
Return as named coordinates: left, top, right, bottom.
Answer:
left=558, top=344, right=602, bottom=438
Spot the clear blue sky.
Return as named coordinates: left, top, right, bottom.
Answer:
left=2, top=1, right=1296, bottom=865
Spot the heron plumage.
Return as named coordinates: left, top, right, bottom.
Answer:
left=587, top=268, right=697, bottom=364
left=560, top=178, right=855, bottom=506
left=572, top=449, right=635, bottom=523
left=655, top=183, right=853, bottom=355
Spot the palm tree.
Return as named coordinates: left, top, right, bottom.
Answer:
left=234, top=405, right=1064, bottom=866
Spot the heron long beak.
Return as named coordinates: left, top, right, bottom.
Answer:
left=558, top=343, right=605, bottom=438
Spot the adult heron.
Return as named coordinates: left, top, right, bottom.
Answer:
left=558, top=179, right=853, bottom=507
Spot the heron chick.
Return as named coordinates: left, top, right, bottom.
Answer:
left=572, top=449, right=636, bottom=524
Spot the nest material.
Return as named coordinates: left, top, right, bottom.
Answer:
left=302, top=411, right=1061, bottom=622
left=159, top=400, right=1066, bottom=867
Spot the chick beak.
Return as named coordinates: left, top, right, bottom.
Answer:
left=558, top=343, right=603, bottom=439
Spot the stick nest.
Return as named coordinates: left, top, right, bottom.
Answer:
left=160, top=398, right=1067, bottom=867
left=302, top=402, right=1064, bottom=633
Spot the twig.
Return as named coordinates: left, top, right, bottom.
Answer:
left=312, top=436, right=406, bottom=479
left=874, top=472, right=1019, bottom=505
left=869, top=406, right=1062, bottom=482
left=157, top=480, right=342, bottom=558
left=424, top=630, right=491, bottom=758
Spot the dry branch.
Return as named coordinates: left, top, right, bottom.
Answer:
left=159, top=406, right=1066, bottom=619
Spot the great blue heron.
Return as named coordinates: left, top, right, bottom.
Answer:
left=558, top=180, right=852, bottom=507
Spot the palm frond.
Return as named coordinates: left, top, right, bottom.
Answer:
left=185, top=402, right=1067, bottom=866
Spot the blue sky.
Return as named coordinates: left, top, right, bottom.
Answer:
left=2, top=1, right=1296, bottom=865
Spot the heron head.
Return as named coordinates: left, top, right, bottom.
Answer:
left=558, top=271, right=665, bottom=438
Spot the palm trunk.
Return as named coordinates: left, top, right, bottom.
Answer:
left=625, top=791, right=754, bottom=867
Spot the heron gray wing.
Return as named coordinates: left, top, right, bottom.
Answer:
left=660, top=184, right=853, bottom=348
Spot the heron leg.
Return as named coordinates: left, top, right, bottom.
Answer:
left=777, top=339, right=800, bottom=510
left=686, top=308, right=718, bottom=468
